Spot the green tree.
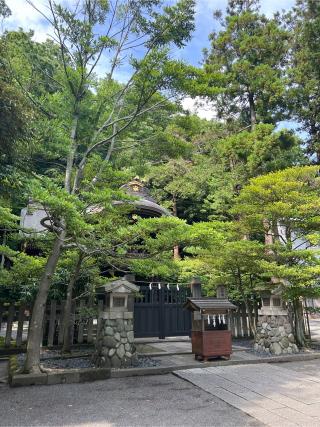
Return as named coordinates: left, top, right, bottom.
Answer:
left=204, top=0, right=289, bottom=129
left=204, top=124, right=304, bottom=220
left=287, top=0, right=320, bottom=162
left=234, top=165, right=320, bottom=346
left=20, top=0, right=195, bottom=373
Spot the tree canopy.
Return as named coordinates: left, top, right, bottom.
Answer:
left=1, top=0, right=320, bottom=367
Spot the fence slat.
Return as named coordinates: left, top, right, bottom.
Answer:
left=96, top=299, right=104, bottom=340
left=77, top=300, right=85, bottom=344
left=241, top=304, right=249, bottom=337
left=16, top=305, right=26, bottom=347
left=235, top=310, right=241, bottom=338
left=87, top=298, right=94, bottom=343
left=70, top=301, right=76, bottom=345
left=0, top=303, right=3, bottom=332
left=58, top=301, right=65, bottom=345
left=5, top=305, right=15, bottom=347
left=47, top=300, right=57, bottom=347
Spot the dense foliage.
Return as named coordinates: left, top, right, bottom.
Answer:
left=1, top=0, right=320, bottom=367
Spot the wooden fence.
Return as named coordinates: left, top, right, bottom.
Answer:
left=0, top=299, right=255, bottom=349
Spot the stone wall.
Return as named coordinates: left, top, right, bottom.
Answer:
left=93, top=311, right=137, bottom=368
left=254, top=315, right=299, bottom=355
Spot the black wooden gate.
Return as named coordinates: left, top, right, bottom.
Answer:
left=134, top=285, right=191, bottom=338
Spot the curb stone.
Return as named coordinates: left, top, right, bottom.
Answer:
left=7, top=351, right=320, bottom=386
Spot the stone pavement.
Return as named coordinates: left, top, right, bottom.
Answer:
left=142, top=338, right=251, bottom=354
left=175, top=361, right=320, bottom=426
left=0, top=368, right=261, bottom=426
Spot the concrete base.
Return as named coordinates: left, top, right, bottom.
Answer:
left=8, top=357, right=110, bottom=387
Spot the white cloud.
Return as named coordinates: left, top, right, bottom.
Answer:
left=182, top=97, right=217, bottom=120
left=4, top=0, right=52, bottom=41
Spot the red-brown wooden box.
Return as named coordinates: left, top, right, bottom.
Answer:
left=191, top=330, right=232, bottom=360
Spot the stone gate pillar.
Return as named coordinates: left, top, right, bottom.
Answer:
left=254, top=291, right=299, bottom=355
left=190, top=277, right=202, bottom=298
left=93, top=278, right=139, bottom=368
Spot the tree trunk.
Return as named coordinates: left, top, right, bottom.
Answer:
left=62, top=252, right=84, bottom=353
left=23, top=108, right=79, bottom=372
left=0, top=230, right=6, bottom=268
left=23, top=231, right=66, bottom=373
left=293, top=298, right=306, bottom=348
left=248, top=91, right=257, bottom=131
left=172, top=196, right=180, bottom=260
left=65, top=114, right=79, bottom=193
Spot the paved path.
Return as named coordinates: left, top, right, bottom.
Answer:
left=145, top=339, right=252, bottom=354
left=0, top=368, right=260, bottom=426
left=175, top=361, right=320, bottom=426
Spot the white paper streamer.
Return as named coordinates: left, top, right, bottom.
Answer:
left=176, top=284, right=179, bottom=291
left=167, top=283, right=170, bottom=289
left=158, top=283, right=161, bottom=290
left=149, top=282, right=152, bottom=290
left=207, top=315, right=210, bottom=324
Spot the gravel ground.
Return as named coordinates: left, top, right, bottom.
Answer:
left=42, top=357, right=95, bottom=369
left=250, top=347, right=320, bottom=358
left=16, top=353, right=161, bottom=370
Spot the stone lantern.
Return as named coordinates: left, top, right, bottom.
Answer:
left=93, top=278, right=140, bottom=368
left=254, top=286, right=298, bottom=355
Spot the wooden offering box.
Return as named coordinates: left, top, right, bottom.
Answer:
left=184, top=298, right=236, bottom=361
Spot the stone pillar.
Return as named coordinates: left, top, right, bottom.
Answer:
left=93, top=278, right=139, bottom=368
left=190, top=277, right=202, bottom=298
left=254, top=293, right=298, bottom=355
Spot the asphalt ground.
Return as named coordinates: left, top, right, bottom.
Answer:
left=0, top=362, right=261, bottom=427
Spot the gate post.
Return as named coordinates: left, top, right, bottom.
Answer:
left=190, top=277, right=202, bottom=298
left=159, top=286, right=165, bottom=339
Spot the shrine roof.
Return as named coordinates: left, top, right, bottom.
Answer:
left=119, top=177, right=171, bottom=217
left=184, top=297, right=237, bottom=312
left=96, top=278, right=139, bottom=294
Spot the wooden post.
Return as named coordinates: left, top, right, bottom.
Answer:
left=0, top=303, right=3, bottom=332
left=5, top=305, right=15, bottom=347
left=47, top=300, right=57, bottom=347
left=58, top=301, right=65, bottom=345
left=77, top=299, right=85, bottom=344
left=69, top=300, right=76, bottom=346
left=96, top=299, right=104, bottom=342
left=235, top=309, right=241, bottom=338
left=241, top=303, right=249, bottom=337
left=230, top=313, right=235, bottom=337
left=87, top=297, right=94, bottom=344
left=16, top=304, right=26, bottom=347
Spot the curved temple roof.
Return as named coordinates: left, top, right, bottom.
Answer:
left=119, top=177, right=171, bottom=217
left=20, top=178, right=170, bottom=233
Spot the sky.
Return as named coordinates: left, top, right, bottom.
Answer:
left=4, top=0, right=298, bottom=124
left=4, top=0, right=296, bottom=65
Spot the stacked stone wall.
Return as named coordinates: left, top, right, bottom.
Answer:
left=254, top=315, right=299, bottom=355
left=93, top=311, right=137, bottom=368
